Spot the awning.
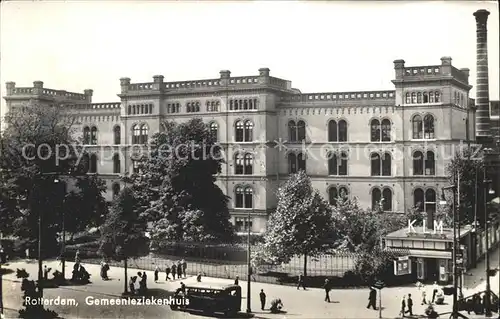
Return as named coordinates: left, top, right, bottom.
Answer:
left=403, top=249, right=452, bottom=260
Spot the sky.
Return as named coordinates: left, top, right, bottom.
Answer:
left=1, top=1, right=499, bottom=116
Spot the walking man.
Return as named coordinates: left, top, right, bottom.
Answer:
left=431, top=281, right=438, bottom=303
left=154, top=266, right=159, bottom=283
left=234, top=276, right=239, bottom=286
left=165, top=266, right=171, bottom=281
left=399, top=295, right=406, bottom=317
left=259, top=289, right=266, bottom=310
left=405, top=293, right=413, bottom=316
left=297, top=273, right=306, bottom=290
left=367, top=287, right=377, bottom=310
left=323, top=279, right=331, bottom=303
left=421, top=289, right=427, bottom=305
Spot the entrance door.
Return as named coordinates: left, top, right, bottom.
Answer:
left=416, top=258, right=425, bottom=280
left=425, top=258, right=438, bottom=282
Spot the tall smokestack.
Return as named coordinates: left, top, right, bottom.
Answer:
left=473, top=9, right=491, bottom=139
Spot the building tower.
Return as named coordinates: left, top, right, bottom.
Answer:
left=473, top=9, right=491, bottom=142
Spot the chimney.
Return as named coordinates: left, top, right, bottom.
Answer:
left=473, top=9, right=491, bottom=139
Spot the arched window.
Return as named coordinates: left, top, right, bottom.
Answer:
left=405, top=93, right=411, bottom=104
left=83, top=127, right=90, bottom=144
left=132, top=160, right=140, bottom=174
left=235, top=121, right=244, bottom=142
left=414, top=188, right=425, bottom=211
left=112, top=183, right=120, bottom=198
left=338, top=120, right=347, bottom=142
left=89, top=154, right=98, bottom=173
left=382, top=153, right=391, bottom=176
left=244, top=153, right=253, bottom=175
left=412, top=115, right=423, bottom=139
left=328, top=152, right=348, bottom=176
left=244, top=120, right=253, bottom=142
left=370, top=153, right=381, bottom=176
left=423, top=115, right=435, bottom=139
left=288, top=120, right=297, bottom=142
left=132, top=124, right=141, bottom=144
left=411, top=92, right=417, bottom=104
left=128, top=105, right=132, bottom=115
left=434, top=91, right=440, bottom=102
left=370, top=152, right=391, bottom=176
left=372, top=188, right=382, bottom=210
left=425, top=151, right=435, bottom=175
left=329, top=186, right=349, bottom=206
left=140, top=124, right=149, bottom=144
left=424, top=189, right=436, bottom=216
left=235, top=186, right=253, bottom=208
left=423, top=92, right=429, bottom=103
left=328, top=120, right=338, bottom=142
left=113, top=126, right=121, bottom=145
left=382, top=188, right=392, bottom=211
left=370, top=119, right=381, bottom=142
left=209, top=122, right=218, bottom=142
left=417, top=92, right=422, bottom=103
left=235, top=153, right=244, bottom=174
left=297, top=120, right=306, bottom=141
left=90, top=127, right=98, bottom=145
left=81, top=153, right=90, bottom=173
left=288, top=152, right=306, bottom=174
left=413, top=151, right=424, bottom=175
left=113, top=153, right=120, bottom=174
left=381, top=119, right=391, bottom=141
left=429, top=92, right=435, bottom=103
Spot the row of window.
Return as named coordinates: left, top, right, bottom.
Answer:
left=83, top=112, right=436, bottom=147
left=233, top=184, right=435, bottom=213
left=453, top=91, right=467, bottom=107
left=127, top=104, right=154, bottom=115
left=186, top=102, right=201, bottom=113
left=229, top=99, right=259, bottom=111
left=405, top=91, right=441, bottom=104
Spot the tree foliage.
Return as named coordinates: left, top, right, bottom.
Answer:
left=127, top=118, right=236, bottom=246
left=0, top=104, right=107, bottom=250
left=256, top=171, right=336, bottom=267
left=98, top=187, right=149, bottom=261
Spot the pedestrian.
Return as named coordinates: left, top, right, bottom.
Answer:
left=181, top=259, right=187, bottom=278
left=171, top=263, right=177, bottom=280
left=405, top=293, right=413, bottom=316
left=399, top=295, right=406, bottom=317
left=176, top=261, right=182, bottom=278
left=234, top=276, right=239, bottom=286
left=366, top=287, right=376, bottom=310
left=142, top=271, right=148, bottom=289
left=154, top=266, right=159, bottom=282
left=75, top=250, right=81, bottom=264
left=297, top=273, right=306, bottom=290
left=43, top=265, right=50, bottom=280
left=323, top=279, right=331, bottom=302
left=196, top=273, right=202, bottom=282
left=129, top=276, right=136, bottom=295
left=431, top=281, right=438, bottom=303
left=259, top=289, right=266, bottom=310
left=421, top=288, right=427, bottom=305
left=165, top=266, right=171, bottom=281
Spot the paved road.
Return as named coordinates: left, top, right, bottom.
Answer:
left=2, top=249, right=499, bottom=319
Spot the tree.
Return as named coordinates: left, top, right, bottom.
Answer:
left=0, top=104, right=106, bottom=253
left=257, top=171, right=336, bottom=276
left=98, top=187, right=149, bottom=294
left=446, top=146, right=490, bottom=226
left=129, top=119, right=236, bottom=246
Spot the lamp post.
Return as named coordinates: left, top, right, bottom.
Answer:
left=439, top=185, right=458, bottom=319
left=246, top=207, right=252, bottom=314
left=484, top=177, right=494, bottom=317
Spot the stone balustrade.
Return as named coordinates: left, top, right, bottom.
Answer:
left=280, top=90, right=396, bottom=103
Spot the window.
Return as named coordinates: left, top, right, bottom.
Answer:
left=90, top=127, right=98, bottom=145
left=83, top=127, right=90, bottom=144
left=328, top=152, right=348, bottom=176
left=328, top=120, right=347, bottom=142
left=113, top=126, right=121, bottom=145
left=381, top=119, right=391, bottom=141
left=209, top=122, right=218, bottom=142
left=423, top=115, right=435, bottom=139
left=234, top=153, right=253, bottom=175
left=413, top=151, right=424, bottom=175
left=235, top=217, right=253, bottom=232
left=372, top=187, right=392, bottom=211
left=244, top=120, right=253, bottom=142
left=370, top=120, right=380, bottom=142
left=429, top=92, right=435, bottom=103
left=412, top=115, right=423, bottom=139
left=434, top=91, right=440, bottom=102
left=132, top=124, right=141, bottom=144
left=423, top=92, right=429, bottom=103
left=235, top=121, right=244, bottom=142
left=89, top=154, right=98, bottom=173
left=112, top=183, right=120, bottom=198
left=81, top=154, right=90, bottom=173
left=297, top=120, right=306, bottom=141
left=140, top=124, right=149, bottom=144
left=328, top=186, right=348, bottom=206
left=414, top=188, right=436, bottom=216
left=132, top=160, right=140, bottom=174
left=370, top=152, right=391, bottom=176
left=288, top=152, right=306, bottom=174
left=405, top=93, right=411, bottom=104
left=424, top=151, right=435, bottom=175
left=235, top=186, right=253, bottom=208
left=289, top=120, right=297, bottom=142
left=411, top=92, right=417, bottom=104
left=113, top=153, right=120, bottom=174
left=417, top=92, right=422, bottom=103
